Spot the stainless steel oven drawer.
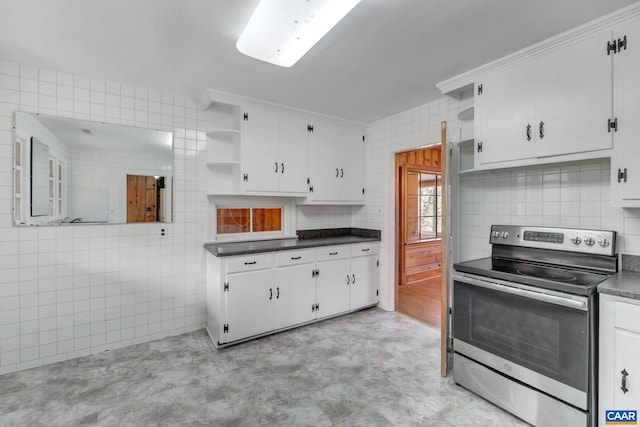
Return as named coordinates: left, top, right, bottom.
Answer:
left=454, top=353, right=587, bottom=427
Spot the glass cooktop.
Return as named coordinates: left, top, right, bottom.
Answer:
left=453, top=257, right=611, bottom=296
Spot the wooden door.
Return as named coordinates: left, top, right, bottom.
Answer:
left=127, top=175, right=157, bottom=222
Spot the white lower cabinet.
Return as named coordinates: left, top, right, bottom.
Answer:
left=206, top=242, right=379, bottom=346
left=316, top=246, right=352, bottom=319
left=225, top=269, right=274, bottom=342
left=599, top=294, right=640, bottom=426
left=350, top=244, right=380, bottom=309
left=273, top=251, right=317, bottom=330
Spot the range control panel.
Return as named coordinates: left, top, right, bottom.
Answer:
left=489, top=225, right=616, bottom=256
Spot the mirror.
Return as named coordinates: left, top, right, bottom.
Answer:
left=30, top=137, right=50, bottom=217
left=14, top=112, right=173, bottom=226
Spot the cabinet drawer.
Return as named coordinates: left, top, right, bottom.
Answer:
left=226, top=253, right=274, bottom=273
left=316, top=246, right=349, bottom=261
left=350, top=243, right=380, bottom=257
left=614, top=300, right=640, bottom=333
left=276, top=249, right=316, bottom=267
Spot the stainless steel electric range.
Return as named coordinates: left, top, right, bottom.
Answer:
left=453, top=225, right=617, bottom=427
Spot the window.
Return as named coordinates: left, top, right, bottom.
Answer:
left=211, top=196, right=296, bottom=241
left=216, top=207, right=283, bottom=234
left=406, top=172, right=442, bottom=242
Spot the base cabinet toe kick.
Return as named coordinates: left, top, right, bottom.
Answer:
left=206, top=242, right=380, bottom=347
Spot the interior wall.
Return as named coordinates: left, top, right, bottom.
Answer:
left=0, top=59, right=208, bottom=374
left=353, top=97, right=461, bottom=310
left=458, top=158, right=640, bottom=262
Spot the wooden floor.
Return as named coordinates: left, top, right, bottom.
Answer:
left=397, top=275, right=441, bottom=329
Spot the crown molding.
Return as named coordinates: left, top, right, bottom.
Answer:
left=436, top=2, right=640, bottom=96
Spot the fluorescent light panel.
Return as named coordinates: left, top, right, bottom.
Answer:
left=236, top=0, right=362, bottom=67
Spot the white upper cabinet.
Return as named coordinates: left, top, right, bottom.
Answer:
left=474, top=60, right=535, bottom=166
left=611, top=22, right=640, bottom=207
left=306, top=116, right=365, bottom=204
left=241, top=102, right=310, bottom=194
left=202, top=90, right=365, bottom=203
left=474, top=29, right=613, bottom=167
left=531, top=29, right=613, bottom=158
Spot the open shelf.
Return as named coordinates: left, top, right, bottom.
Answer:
left=457, top=105, right=474, bottom=121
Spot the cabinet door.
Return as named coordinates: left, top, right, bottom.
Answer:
left=278, top=110, right=311, bottom=194
left=611, top=22, right=640, bottom=206
left=475, top=63, right=536, bottom=165
left=340, top=126, right=365, bottom=202
left=532, top=29, right=613, bottom=158
left=309, top=118, right=343, bottom=201
left=316, top=258, right=350, bottom=318
left=349, top=255, right=378, bottom=310
left=241, top=104, right=279, bottom=192
left=224, top=269, right=274, bottom=342
left=273, top=264, right=317, bottom=330
left=613, top=329, right=640, bottom=413
left=309, top=118, right=365, bottom=203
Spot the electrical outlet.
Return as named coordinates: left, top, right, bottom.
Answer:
left=160, top=228, right=167, bottom=239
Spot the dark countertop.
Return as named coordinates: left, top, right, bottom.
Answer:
left=598, top=271, right=640, bottom=300
left=204, top=228, right=381, bottom=257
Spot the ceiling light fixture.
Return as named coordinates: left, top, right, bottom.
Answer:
left=236, top=0, right=362, bottom=67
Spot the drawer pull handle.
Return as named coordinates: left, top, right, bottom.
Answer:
left=244, top=261, right=257, bottom=265
left=361, top=248, right=370, bottom=252
left=621, top=369, right=629, bottom=394
left=329, top=252, right=338, bottom=256
left=291, top=256, right=302, bottom=260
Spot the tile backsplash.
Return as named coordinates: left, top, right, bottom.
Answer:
left=458, top=158, right=640, bottom=262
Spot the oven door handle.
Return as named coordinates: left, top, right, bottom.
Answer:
left=453, top=272, right=588, bottom=311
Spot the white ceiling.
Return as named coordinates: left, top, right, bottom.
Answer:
left=0, top=0, right=637, bottom=123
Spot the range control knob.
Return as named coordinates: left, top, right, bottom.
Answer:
left=599, top=238, right=610, bottom=248
left=493, top=231, right=500, bottom=238
left=571, top=237, right=582, bottom=245
left=584, top=237, right=595, bottom=247
left=501, top=231, right=509, bottom=239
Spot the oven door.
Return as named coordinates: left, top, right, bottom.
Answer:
left=453, top=271, right=591, bottom=410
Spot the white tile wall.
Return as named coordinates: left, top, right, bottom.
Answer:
left=0, top=59, right=207, bottom=374
left=296, top=205, right=352, bottom=230
left=457, top=158, right=640, bottom=262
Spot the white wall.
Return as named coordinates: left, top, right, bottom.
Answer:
left=0, top=60, right=208, bottom=374
left=458, top=158, right=640, bottom=262
left=0, top=59, right=370, bottom=374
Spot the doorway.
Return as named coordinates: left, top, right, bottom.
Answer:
left=395, top=146, right=443, bottom=328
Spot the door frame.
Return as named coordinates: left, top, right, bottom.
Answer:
left=382, top=121, right=450, bottom=377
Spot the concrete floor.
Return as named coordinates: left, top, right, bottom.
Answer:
left=0, top=308, right=527, bottom=426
